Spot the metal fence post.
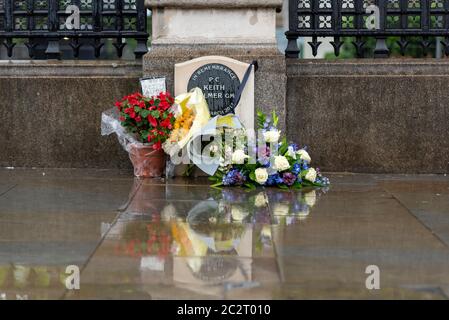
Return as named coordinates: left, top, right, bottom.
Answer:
left=374, top=0, right=389, bottom=58
left=45, top=0, right=60, bottom=59
left=134, top=0, right=148, bottom=58
left=285, top=0, right=300, bottom=58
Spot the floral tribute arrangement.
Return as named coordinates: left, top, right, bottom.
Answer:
left=208, top=110, right=330, bottom=189
left=103, top=86, right=329, bottom=189
left=102, top=91, right=176, bottom=177
left=115, top=92, right=176, bottom=151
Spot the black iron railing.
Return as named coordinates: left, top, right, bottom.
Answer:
left=0, top=0, right=148, bottom=59
left=285, top=0, right=449, bottom=58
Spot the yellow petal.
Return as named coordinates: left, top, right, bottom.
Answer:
left=217, top=114, right=235, bottom=127
left=175, top=88, right=211, bottom=149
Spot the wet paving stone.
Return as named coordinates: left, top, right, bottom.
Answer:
left=0, top=183, right=16, bottom=198
left=0, top=170, right=133, bottom=300
left=378, top=178, right=449, bottom=247
left=0, top=169, right=449, bottom=299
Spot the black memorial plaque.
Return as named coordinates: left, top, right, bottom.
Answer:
left=187, top=63, right=241, bottom=116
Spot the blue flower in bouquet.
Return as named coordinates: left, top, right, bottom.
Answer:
left=266, top=174, right=283, bottom=186
left=301, top=160, right=309, bottom=171
left=282, top=172, right=297, bottom=186
left=292, top=163, right=301, bottom=175
left=264, top=115, right=272, bottom=129
left=289, top=143, right=299, bottom=152
left=315, top=174, right=330, bottom=186
left=259, top=159, right=270, bottom=167
left=223, top=169, right=246, bottom=186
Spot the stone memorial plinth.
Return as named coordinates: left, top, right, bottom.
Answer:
left=143, top=0, right=286, bottom=130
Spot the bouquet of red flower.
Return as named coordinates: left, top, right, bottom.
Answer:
left=115, top=92, right=176, bottom=151
left=101, top=91, right=176, bottom=178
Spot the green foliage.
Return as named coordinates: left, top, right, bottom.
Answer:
left=249, top=171, right=256, bottom=182
left=256, top=110, right=266, bottom=130
left=278, top=137, right=288, bottom=156
left=272, top=110, right=279, bottom=127
left=244, top=182, right=257, bottom=190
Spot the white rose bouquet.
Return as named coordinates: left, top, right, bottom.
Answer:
left=209, top=110, right=330, bottom=189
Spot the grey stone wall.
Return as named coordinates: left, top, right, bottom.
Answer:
left=3, top=58, right=449, bottom=174
left=286, top=59, right=449, bottom=174
left=0, top=61, right=140, bottom=169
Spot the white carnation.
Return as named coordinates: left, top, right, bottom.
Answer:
left=287, top=146, right=297, bottom=159
left=254, top=168, right=269, bottom=185
left=219, top=156, right=231, bottom=168
left=273, top=156, right=290, bottom=172
left=304, top=168, right=317, bottom=183
left=297, top=149, right=311, bottom=163
left=263, top=130, right=281, bottom=143
left=231, top=149, right=249, bottom=164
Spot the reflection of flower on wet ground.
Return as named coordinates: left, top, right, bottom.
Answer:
left=0, top=264, right=70, bottom=291
left=115, top=216, right=172, bottom=259
left=209, top=189, right=271, bottom=225
left=113, top=186, right=327, bottom=282
left=269, top=188, right=328, bottom=226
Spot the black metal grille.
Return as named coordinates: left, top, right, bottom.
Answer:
left=285, top=0, right=449, bottom=58
left=0, top=0, right=148, bottom=59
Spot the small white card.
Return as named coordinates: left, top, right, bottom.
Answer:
left=140, top=77, right=166, bottom=98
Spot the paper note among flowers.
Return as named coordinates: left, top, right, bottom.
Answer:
left=140, top=77, right=167, bottom=98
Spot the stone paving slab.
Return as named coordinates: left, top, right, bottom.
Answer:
left=0, top=171, right=135, bottom=300
left=378, top=178, right=449, bottom=248
left=0, top=179, right=134, bottom=215
left=0, top=183, right=16, bottom=198
left=0, top=169, right=449, bottom=299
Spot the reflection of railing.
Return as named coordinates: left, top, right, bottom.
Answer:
left=285, top=0, right=449, bottom=58
left=0, top=0, right=148, bottom=59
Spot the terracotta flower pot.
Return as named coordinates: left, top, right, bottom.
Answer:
left=128, top=144, right=166, bottom=178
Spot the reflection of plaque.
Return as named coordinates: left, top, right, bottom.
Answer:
left=187, top=63, right=241, bottom=116
left=140, top=77, right=166, bottom=98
